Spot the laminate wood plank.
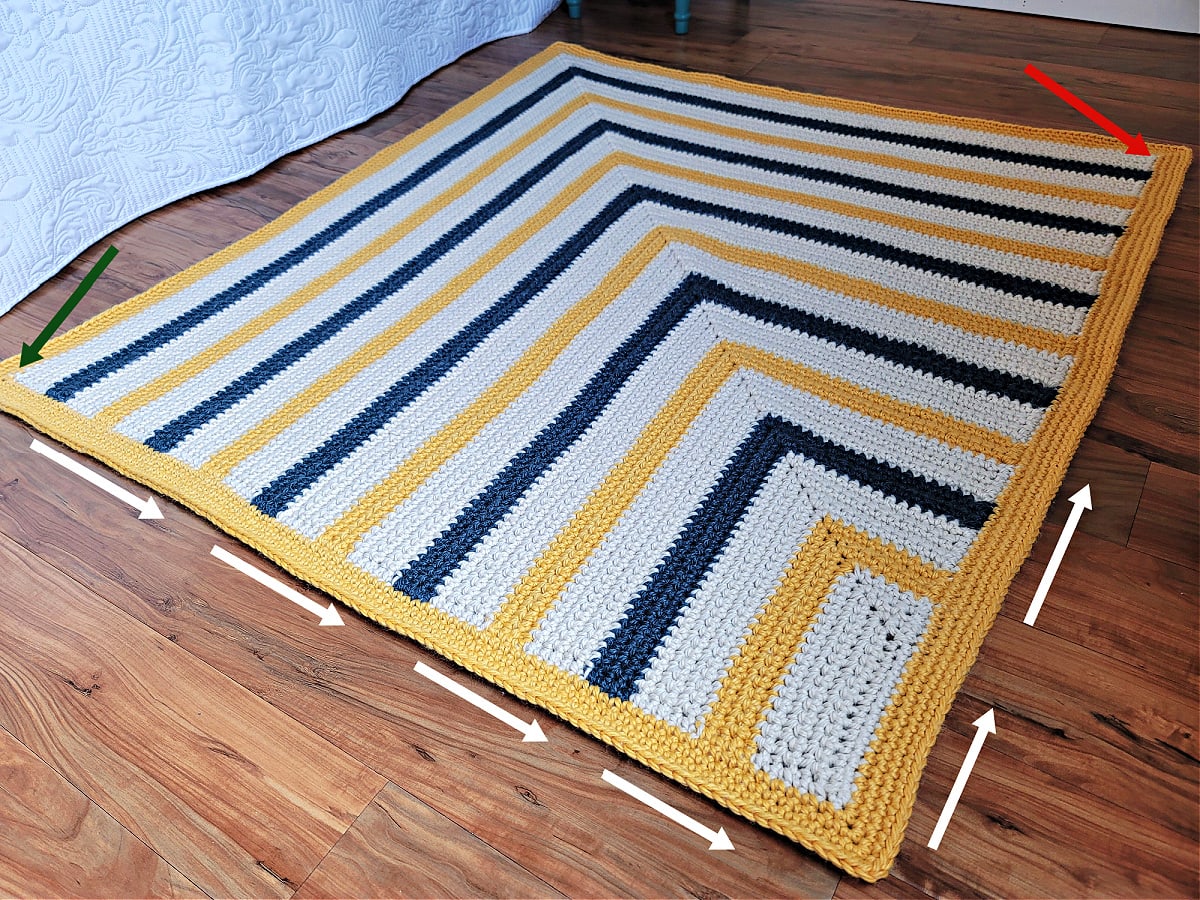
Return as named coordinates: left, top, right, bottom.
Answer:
left=1090, top=373, right=1200, bottom=474
left=890, top=695, right=1198, bottom=899
left=1034, top=437, right=1149, bottom=547
left=1139, top=264, right=1200, bottom=327
left=958, top=616, right=1198, bottom=843
left=0, top=503, right=386, bottom=898
left=1004, top=526, right=1198, bottom=688
left=832, top=872, right=933, bottom=900
left=0, top=724, right=205, bottom=899
left=294, top=781, right=565, bottom=899
left=910, top=16, right=1196, bottom=83
left=741, top=49, right=1195, bottom=144
left=1128, top=463, right=1200, bottom=569
left=0, top=415, right=840, bottom=899
left=737, top=0, right=934, bottom=47
left=740, top=33, right=1194, bottom=126
left=1120, top=319, right=1200, bottom=397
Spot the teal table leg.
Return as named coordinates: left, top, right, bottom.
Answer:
left=674, top=0, right=690, bottom=33
left=567, top=0, right=581, bottom=18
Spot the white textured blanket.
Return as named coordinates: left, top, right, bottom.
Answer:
left=0, top=0, right=557, bottom=315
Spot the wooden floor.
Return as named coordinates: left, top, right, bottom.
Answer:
left=1, top=1, right=1196, bottom=897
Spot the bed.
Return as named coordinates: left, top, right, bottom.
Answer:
left=0, top=0, right=560, bottom=317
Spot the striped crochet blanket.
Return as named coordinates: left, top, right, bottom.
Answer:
left=0, top=43, right=1188, bottom=880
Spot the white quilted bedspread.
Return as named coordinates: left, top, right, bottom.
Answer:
left=0, top=0, right=558, bottom=316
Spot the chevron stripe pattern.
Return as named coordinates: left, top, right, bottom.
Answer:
left=1, top=44, right=1189, bottom=881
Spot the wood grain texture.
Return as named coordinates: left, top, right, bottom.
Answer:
left=894, top=696, right=1196, bottom=899
left=1128, top=463, right=1200, bottom=569
left=294, top=782, right=564, bottom=899
left=0, top=415, right=840, bottom=900
left=0, top=513, right=386, bottom=898
left=1006, top=527, right=1198, bottom=688
left=0, top=1, right=1196, bottom=897
left=0, top=725, right=203, bottom=899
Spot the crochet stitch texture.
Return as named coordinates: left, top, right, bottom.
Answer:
left=0, top=44, right=1189, bottom=881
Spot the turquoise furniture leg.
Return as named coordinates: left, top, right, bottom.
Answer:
left=566, top=1, right=687, bottom=32
left=674, top=0, right=690, bottom=33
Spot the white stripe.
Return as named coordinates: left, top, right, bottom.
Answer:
left=631, top=459, right=823, bottom=734
left=525, top=377, right=772, bottom=675
left=669, top=242, right=1072, bottom=387
left=752, top=567, right=934, bottom=808
left=353, top=312, right=718, bottom=621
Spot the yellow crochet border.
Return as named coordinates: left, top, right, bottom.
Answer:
left=0, top=43, right=1189, bottom=881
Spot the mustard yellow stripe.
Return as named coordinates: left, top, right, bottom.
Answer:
left=93, top=96, right=606, bottom=431
left=314, top=230, right=672, bottom=557
left=624, top=153, right=1106, bottom=271
left=488, top=346, right=741, bottom=644
left=698, top=517, right=951, bottom=760
left=19, top=44, right=572, bottom=369
left=583, top=92, right=1135, bottom=211
left=558, top=42, right=1166, bottom=165
left=660, top=226, right=1076, bottom=356
left=731, top=344, right=1020, bottom=465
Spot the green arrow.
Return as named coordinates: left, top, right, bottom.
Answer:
left=20, top=245, right=119, bottom=367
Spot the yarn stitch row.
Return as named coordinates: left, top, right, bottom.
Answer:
left=0, top=43, right=1189, bottom=881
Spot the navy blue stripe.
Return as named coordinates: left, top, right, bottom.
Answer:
left=43, top=68, right=582, bottom=404
left=660, top=188, right=1095, bottom=309
left=569, top=66, right=1150, bottom=182
left=250, top=181, right=1070, bottom=519
left=695, top=277, right=1057, bottom=408
left=151, top=122, right=1083, bottom=449
left=586, top=413, right=993, bottom=701
left=46, top=62, right=1127, bottom=405
left=392, top=272, right=1002, bottom=604
left=605, top=122, right=1123, bottom=238
left=247, top=183, right=647, bottom=517
left=144, top=123, right=610, bottom=453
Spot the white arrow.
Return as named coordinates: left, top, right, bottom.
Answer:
left=31, top=438, right=162, bottom=519
left=602, top=769, right=734, bottom=851
left=928, top=709, right=996, bottom=851
left=210, top=545, right=343, bottom=626
left=1024, top=484, right=1092, bottom=627
left=414, top=661, right=547, bottom=742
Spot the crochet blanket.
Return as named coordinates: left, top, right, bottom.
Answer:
left=0, top=43, right=1188, bottom=880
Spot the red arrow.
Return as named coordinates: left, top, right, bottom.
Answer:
left=1025, top=63, right=1149, bottom=155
